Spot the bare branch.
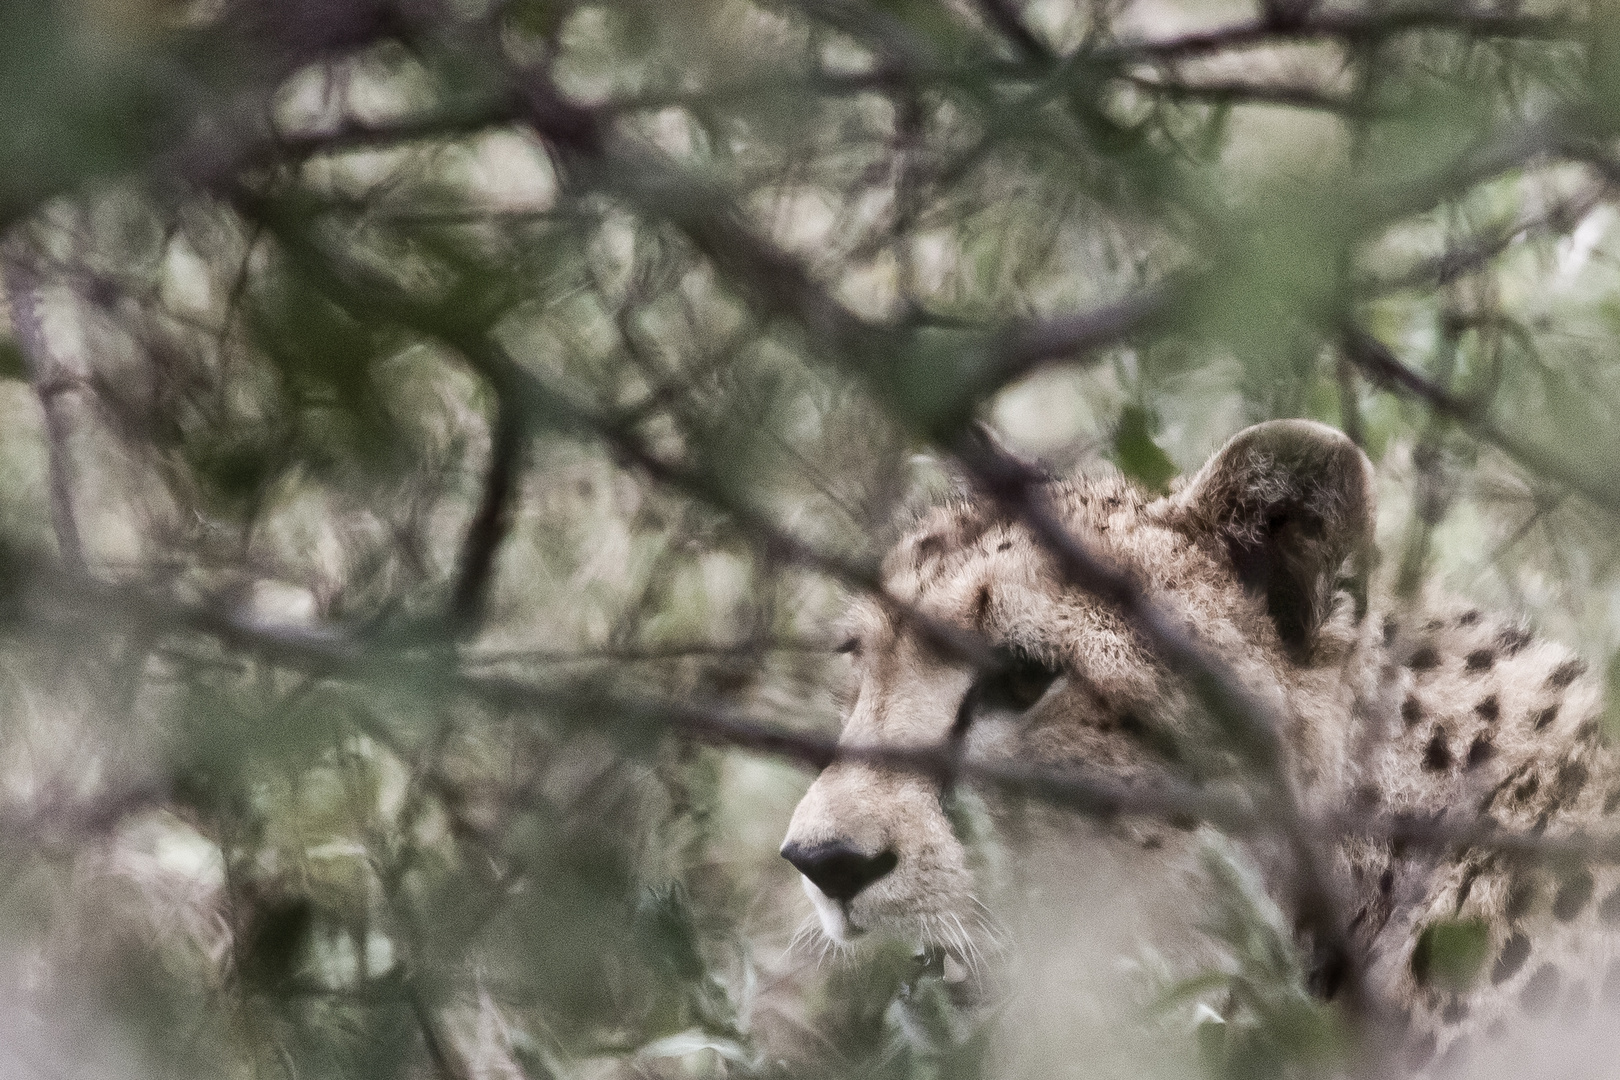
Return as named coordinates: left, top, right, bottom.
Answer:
left=449, top=395, right=524, bottom=634
left=1363, top=179, right=1609, bottom=294
left=1121, top=72, right=1365, bottom=115
left=1101, top=7, right=1570, bottom=62
left=1344, top=328, right=1620, bottom=518
left=971, top=0, right=1054, bottom=60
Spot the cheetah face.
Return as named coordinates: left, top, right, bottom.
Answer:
left=780, top=593, right=1082, bottom=953
left=780, top=421, right=1376, bottom=968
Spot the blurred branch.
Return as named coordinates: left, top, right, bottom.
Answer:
left=971, top=0, right=1054, bottom=60
left=463, top=637, right=835, bottom=665
left=1122, top=73, right=1363, bottom=114
left=36, top=556, right=1620, bottom=890
left=25, top=557, right=1620, bottom=889
left=449, top=394, right=524, bottom=634
left=231, top=187, right=1002, bottom=669
left=511, top=66, right=1173, bottom=433
left=1362, top=178, right=1609, bottom=293
left=0, top=780, right=171, bottom=852
left=1344, top=327, right=1620, bottom=518
left=270, top=99, right=522, bottom=160
left=411, top=993, right=472, bottom=1080
left=1104, top=7, right=1569, bottom=62
left=2, top=242, right=86, bottom=574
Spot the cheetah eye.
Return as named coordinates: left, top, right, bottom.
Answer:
left=968, top=652, right=1063, bottom=717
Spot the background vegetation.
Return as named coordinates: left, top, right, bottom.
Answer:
left=3, top=0, right=1620, bottom=1077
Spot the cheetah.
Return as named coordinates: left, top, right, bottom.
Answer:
left=779, top=419, right=1620, bottom=1074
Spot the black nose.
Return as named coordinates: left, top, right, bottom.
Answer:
left=781, top=840, right=898, bottom=903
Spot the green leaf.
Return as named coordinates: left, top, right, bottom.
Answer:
left=0, top=341, right=25, bottom=381
left=1113, top=404, right=1178, bottom=493
left=1410, top=918, right=1490, bottom=992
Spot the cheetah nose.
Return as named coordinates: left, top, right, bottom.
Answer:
left=781, top=840, right=898, bottom=904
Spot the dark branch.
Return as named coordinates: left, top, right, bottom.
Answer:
left=449, top=394, right=524, bottom=634
left=1103, top=7, right=1569, bottom=62
left=1344, top=328, right=1620, bottom=518
left=971, top=0, right=1054, bottom=60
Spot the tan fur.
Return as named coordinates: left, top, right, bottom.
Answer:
left=781, top=421, right=1620, bottom=1072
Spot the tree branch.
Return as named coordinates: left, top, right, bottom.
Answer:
left=1102, top=7, right=1568, bottom=62
left=449, top=393, right=524, bottom=634
left=1344, top=327, right=1620, bottom=518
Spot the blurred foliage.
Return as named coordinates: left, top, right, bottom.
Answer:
left=1170, top=837, right=1347, bottom=1080
left=0, top=0, right=1618, bottom=1079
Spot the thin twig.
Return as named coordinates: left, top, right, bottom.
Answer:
left=1345, top=327, right=1620, bottom=518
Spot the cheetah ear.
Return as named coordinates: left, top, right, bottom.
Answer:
left=1169, top=420, right=1375, bottom=655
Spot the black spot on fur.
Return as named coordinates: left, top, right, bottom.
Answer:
left=1401, top=696, right=1423, bottom=726
left=996, top=540, right=1013, bottom=552
left=1533, top=704, right=1561, bottom=730
left=1408, top=644, right=1440, bottom=671
left=971, top=586, right=991, bottom=630
left=1496, top=625, right=1534, bottom=655
left=1466, top=736, right=1493, bottom=767
left=1492, top=933, right=1531, bottom=984
left=1554, top=871, right=1595, bottom=921
left=1520, top=964, right=1561, bottom=1015
left=1557, top=760, right=1589, bottom=800
left=1606, top=789, right=1620, bottom=815
left=1599, top=887, right=1620, bottom=925
left=1383, top=615, right=1399, bottom=645
left=1379, top=867, right=1395, bottom=896
left=1474, top=695, right=1499, bottom=722
left=1512, top=774, right=1541, bottom=805
left=1458, top=609, right=1481, bottom=626
left=1464, top=649, right=1495, bottom=672
left=1441, top=996, right=1468, bottom=1024
left=914, top=532, right=946, bottom=562
left=1423, top=730, right=1452, bottom=771
left=1423, top=618, right=1444, bottom=632
left=1548, top=658, right=1587, bottom=690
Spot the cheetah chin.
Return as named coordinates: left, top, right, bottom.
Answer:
left=781, top=419, right=1620, bottom=1073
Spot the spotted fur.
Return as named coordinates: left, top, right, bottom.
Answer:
left=780, top=421, right=1615, bottom=1074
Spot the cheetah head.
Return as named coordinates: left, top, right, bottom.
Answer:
left=780, top=420, right=1376, bottom=962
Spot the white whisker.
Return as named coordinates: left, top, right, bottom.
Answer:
left=788, top=916, right=819, bottom=957
left=947, top=912, right=980, bottom=977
